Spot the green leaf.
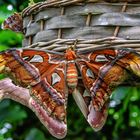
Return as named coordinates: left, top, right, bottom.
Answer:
left=129, top=105, right=140, bottom=128
left=111, top=86, right=131, bottom=101
left=25, top=128, right=46, bottom=140
left=0, top=101, right=27, bottom=123
left=0, top=45, right=10, bottom=51
left=130, top=88, right=140, bottom=102
left=0, top=5, right=16, bottom=24
left=0, top=30, right=23, bottom=47
left=0, top=135, right=4, bottom=140
left=0, top=74, right=7, bottom=80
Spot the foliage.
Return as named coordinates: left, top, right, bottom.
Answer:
left=0, top=0, right=140, bottom=140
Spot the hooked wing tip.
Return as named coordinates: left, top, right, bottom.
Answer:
left=87, top=103, right=108, bottom=132
left=29, top=98, right=67, bottom=139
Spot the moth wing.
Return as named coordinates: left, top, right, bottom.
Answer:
left=30, top=61, right=68, bottom=139
left=76, top=48, right=140, bottom=131
left=21, top=49, right=68, bottom=138
left=0, top=49, right=67, bottom=138
left=78, top=49, right=140, bottom=111
left=2, top=13, right=23, bottom=32
left=116, top=49, right=140, bottom=77
left=91, top=49, right=140, bottom=111
left=0, top=49, right=40, bottom=87
left=75, top=49, right=116, bottom=131
left=72, top=85, right=108, bottom=132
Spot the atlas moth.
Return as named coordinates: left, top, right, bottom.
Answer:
left=1, top=13, right=140, bottom=139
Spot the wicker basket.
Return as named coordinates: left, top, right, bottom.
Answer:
left=22, top=0, right=140, bottom=53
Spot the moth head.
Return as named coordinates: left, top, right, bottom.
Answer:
left=65, top=47, right=77, bottom=61
left=64, top=40, right=78, bottom=60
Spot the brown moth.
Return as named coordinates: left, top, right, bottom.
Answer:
left=0, top=47, right=140, bottom=138
left=2, top=13, right=23, bottom=32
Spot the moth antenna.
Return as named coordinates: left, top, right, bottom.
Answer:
left=74, top=39, right=78, bottom=47
left=73, top=39, right=78, bottom=50
left=69, top=39, right=78, bottom=51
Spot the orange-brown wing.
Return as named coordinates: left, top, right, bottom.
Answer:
left=115, top=49, right=140, bottom=77
left=77, top=49, right=116, bottom=91
left=72, top=82, right=108, bottom=132
left=90, top=49, right=140, bottom=111
left=22, top=49, right=68, bottom=138
left=0, top=49, right=40, bottom=86
left=20, top=49, right=68, bottom=138
left=77, top=48, right=140, bottom=131
left=75, top=49, right=116, bottom=131
left=2, top=13, right=23, bottom=32
left=0, top=49, right=67, bottom=138
left=30, top=62, right=68, bottom=139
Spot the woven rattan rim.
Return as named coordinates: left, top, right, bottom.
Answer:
left=24, top=37, right=140, bottom=54
left=22, top=0, right=140, bottom=17
left=22, top=0, right=140, bottom=54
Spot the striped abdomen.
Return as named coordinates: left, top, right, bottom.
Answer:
left=66, top=62, right=78, bottom=89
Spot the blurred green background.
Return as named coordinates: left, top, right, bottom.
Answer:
left=0, top=0, right=140, bottom=140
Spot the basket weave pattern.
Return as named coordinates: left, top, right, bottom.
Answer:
left=22, top=0, right=140, bottom=53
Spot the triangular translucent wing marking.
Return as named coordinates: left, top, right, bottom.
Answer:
left=28, top=54, right=44, bottom=63
left=52, top=73, right=61, bottom=86
left=86, top=69, right=95, bottom=79
left=95, top=55, right=109, bottom=62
